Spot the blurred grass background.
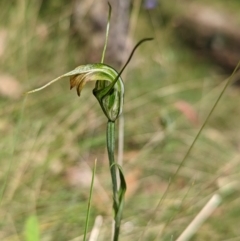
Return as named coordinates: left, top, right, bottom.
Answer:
left=1, top=0, right=240, bottom=240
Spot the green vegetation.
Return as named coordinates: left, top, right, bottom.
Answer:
left=1, top=0, right=240, bottom=240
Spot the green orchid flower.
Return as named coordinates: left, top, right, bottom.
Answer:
left=28, top=38, right=153, bottom=122
left=28, top=63, right=124, bottom=121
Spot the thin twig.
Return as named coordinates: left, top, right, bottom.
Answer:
left=89, top=216, right=103, bottom=241
left=176, top=194, right=222, bottom=241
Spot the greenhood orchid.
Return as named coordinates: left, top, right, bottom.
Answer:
left=28, top=38, right=153, bottom=122
left=28, top=63, right=124, bottom=121
left=26, top=3, right=153, bottom=240
left=26, top=14, right=153, bottom=241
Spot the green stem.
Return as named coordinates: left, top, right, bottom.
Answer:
left=106, top=121, right=120, bottom=241
left=107, top=121, right=118, bottom=204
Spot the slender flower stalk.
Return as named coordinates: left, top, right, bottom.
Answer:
left=107, top=121, right=120, bottom=241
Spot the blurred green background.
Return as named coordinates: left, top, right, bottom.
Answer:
left=1, top=0, right=240, bottom=240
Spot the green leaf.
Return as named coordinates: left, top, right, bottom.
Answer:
left=110, top=163, right=127, bottom=241
left=116, top=164, right=127, bottom=220
left=24, top=215, right=40, bottom=241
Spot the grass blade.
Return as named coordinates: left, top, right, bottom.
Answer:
left=83, top=159, right=97, bottom=241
